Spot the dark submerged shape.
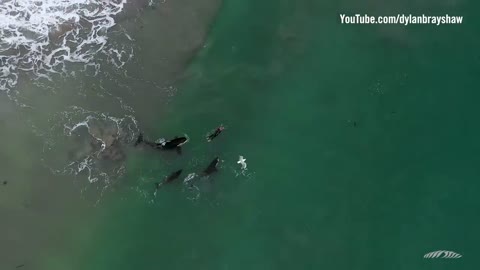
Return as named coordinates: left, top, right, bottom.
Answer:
left=134, top=133, right=145, bottom=146
left=165, top=169, right=183, bottom=183
left=203, top=157, right=220, bottom=175
left=155, top=169, right=183, bottom=190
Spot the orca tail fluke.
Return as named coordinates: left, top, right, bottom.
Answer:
left=135, top=133, right=144, bottom=146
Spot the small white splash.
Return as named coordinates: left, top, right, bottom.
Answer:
left=181, top=173, right=200, bottom=201
left=237, top=155, right=247, bottom=170
left=155, top=138, right=166, bottom=144
left=183, top=173, right=197, bottom=184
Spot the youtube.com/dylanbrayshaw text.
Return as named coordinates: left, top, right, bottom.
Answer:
left=339, top=14, right=463, bottom=26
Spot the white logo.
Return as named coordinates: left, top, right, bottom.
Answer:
left=424, top=250, right=462, bottom=259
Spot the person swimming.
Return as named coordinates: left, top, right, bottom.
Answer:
left=206, top=125, right=225, bottom=142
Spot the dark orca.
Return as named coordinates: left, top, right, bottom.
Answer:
left=165, top=169, right=183, bottom=183
left=135, top=133, right=188, bottom=154
left=159, top=136, right=188, bottom=154
left=203, top=157, right=219, bottom=175
left=155, top=169, right=183, bottom=189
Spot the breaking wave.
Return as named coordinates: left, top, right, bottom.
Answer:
left=0, top=0, right=131, bottom=94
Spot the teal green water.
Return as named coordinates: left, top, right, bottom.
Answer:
left=47, top=1, right=480, bottom=269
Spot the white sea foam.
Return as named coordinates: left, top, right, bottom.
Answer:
left=0, top=0, right=130, bottom=93
left=44, top=105, right=139, bottom=184
left=183, top=172, right=197, bottom=184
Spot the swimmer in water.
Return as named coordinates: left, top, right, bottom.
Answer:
left=207, top=125, right=225, bottom=142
